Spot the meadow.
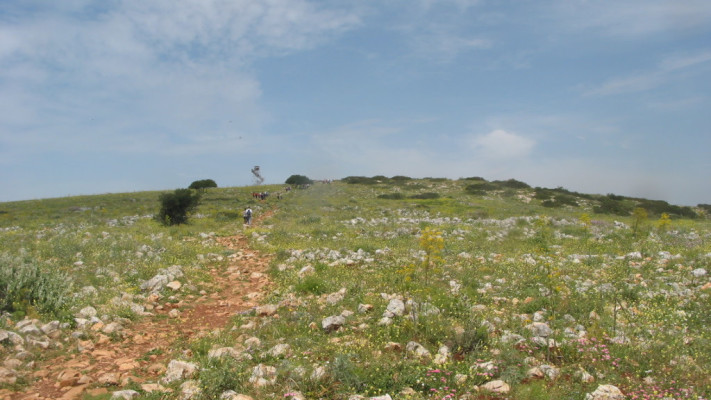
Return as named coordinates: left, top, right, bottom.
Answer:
left=1, top=178, right=709, bottom=399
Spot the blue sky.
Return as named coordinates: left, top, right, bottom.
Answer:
left=1, top=0, right=710, bottom=206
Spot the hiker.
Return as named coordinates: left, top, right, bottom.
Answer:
left=243, top=207, right=253, bottom=226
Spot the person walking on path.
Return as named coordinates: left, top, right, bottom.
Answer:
left=243, top=207, right=253, bottom=226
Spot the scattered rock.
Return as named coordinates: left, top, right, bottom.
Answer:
left=322, top=315, right=346, bottom=332
left=525, top=322, right=553, bottom=337
left=383, top=299, right=405, bottom=318
left=249, top=364, right=277, bottom=387
left=405, top=341, right=431, bottom=360
left=57, top=369, right=82, bottom=387
left=180, top=380, right=202, bottom=400
left=162, top=360, right=199, bottom=384
left=255, top=304, right=278, bottom=316
left=98, top=372, right=120, bottom=386
left=585, top=384, right=625, bottom=400
left=110, top=390, right=140, bottom=399
left=480, top=380, right=510, bottom=393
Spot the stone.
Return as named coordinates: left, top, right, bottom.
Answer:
left=162, top=360, right=199, bottom=384
left=357, top=304, right=373, bottom=313
left=41, top=321, right=61, bottom=336
left=18, top=323, right=42, bottom=336
left=267, top=343, right=291, bottom=358
left=298, top=266, right=315, bottom=277
left=244, top=336, right=261, bottom=348
left=525, top=322, right=553, bottom=337
left=208, top=347, right=250, bottom=361
left=102, top=322, right=123, bottom=335
left=433, top=345, right=450, bottom=365
left=540, top=364, right=560, bottom=380
left=77, top=306, right=98, bottom=319
left=180, top=380, right=202, bottom=399
left=110, top=390, right=140, bottom=399
left=57, top=369, right=82, bottom=387
left=585, top=384, right=625, bottom=400
left=220, top=392, right=254, bottom=400
left=141, top=383, right=170, bottom=393
left=98, top=372, right=120, bottom=386
left=255, top=304, right=278, bottom=316
left=3, top=359, right=22, bottom=369
left=248, top=364, right=277, bottom=387
left=480, top=380, right=510, bottom=393
left=141, top=274, right=169, bottom=293
left=577, top=369, right=595, bottom=383
left=325, top=288, right=346, bottom=305
left=692, top=268, right=707, bottom=278
left=405, top=341, right=431, bottom=360
left=527, top=367, right=544, bottom=379
left=384, top=299, right=405, bottom=318
left=321, top=315, right=346, bottom=332
left=61, top=384, right=89, bottom=400
left=311, top=365, right=327, bottom=380
left=0, top=367, right=17, bottom=385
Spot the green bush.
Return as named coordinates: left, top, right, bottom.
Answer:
left=156, top=189, right=201, bottom=225
left=594, top=195, right=633, bottom=216
left=492, top=178, right=530, bottom=189
left=409, top=192, right=440, bottom=199
left=465, top=182, right=498, bottom=195
left=342, top=176, right=380, bottom=184
left=378, top=193, right=405, bottom=200
left=635, top=199, right=697, bottom=218
left=285, top=174, right=314, bottom=185
left=188, top=179, right=217, bottom=191
left=0, top=254, right=73, bottom=320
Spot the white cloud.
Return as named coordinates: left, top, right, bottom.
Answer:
left=0, top=0, right=362, bottom=157
left=584, top=49, right=711, bottom=96
left=469, top=129, right=535, bottom=159
left=551, top=0, right=711, bottom=37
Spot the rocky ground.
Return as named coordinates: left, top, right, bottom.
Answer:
left=0, top=233, right=272, bottom=400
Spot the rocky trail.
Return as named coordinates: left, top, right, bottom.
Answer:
left=4, top=225, right=272, bottom=400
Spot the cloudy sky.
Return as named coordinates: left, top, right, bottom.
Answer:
left=1, top=0, right=710, bottom=205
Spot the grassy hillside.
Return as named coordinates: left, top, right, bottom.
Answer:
left=1, top=179, right=710, bottom=399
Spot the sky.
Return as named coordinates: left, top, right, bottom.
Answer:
left=1, top=0, right=710, bottom=206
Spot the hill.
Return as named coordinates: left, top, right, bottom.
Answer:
left=1, top=179, right=710, bottom=399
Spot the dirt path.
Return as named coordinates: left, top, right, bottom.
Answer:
left=8, top=222, right=273, bottom=400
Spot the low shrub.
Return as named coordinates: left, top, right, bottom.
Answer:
left=0, top=254, right=73, bottom=320
left=377, top=193, right=405, bottom=200
left=409, top=192, right=440, bottom=199
left=594, top=195, right=633, bottom=216
left=492, top=178, right=530, bottom=189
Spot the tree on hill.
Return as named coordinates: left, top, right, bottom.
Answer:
left=285, top=175, right=313, bottom=185
left=188, top=179, right=217, bottom=191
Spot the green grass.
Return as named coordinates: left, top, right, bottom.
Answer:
left=1, top=179, right=710, bottom=399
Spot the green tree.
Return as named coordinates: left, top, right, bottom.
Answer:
left=157, top=189, right=201, bottom=226
left=285, top=175, right=313, bottom=185
left=188, top=179, right=217, bottom=191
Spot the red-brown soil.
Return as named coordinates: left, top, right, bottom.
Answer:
left=4, top=224, right=272, bottom=400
